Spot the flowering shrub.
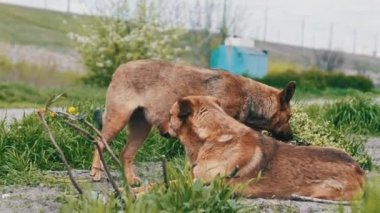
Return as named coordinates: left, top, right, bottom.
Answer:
left=70, top=4, right=189, bottom=87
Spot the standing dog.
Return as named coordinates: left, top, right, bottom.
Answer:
left=168, top=96, right=365, bottom=200
left=91, top=60, right=296, bottom=184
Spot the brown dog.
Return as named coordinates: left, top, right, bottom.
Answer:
left=91, top=60, right=296, bottom=184
left=168, top=96, right=365, bottom=200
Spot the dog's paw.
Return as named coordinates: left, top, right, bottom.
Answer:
left=92, top=172, right=103, bottom=182
left=90, top=166, right=103, bottom=182
left=90, top=167, right=96, bottom=176
left=127, top=175, right=142, bottom=187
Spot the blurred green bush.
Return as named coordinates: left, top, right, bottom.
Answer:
left=257, top=69, right=374, bottom=92
left=324, top=96, right=380, bottom=136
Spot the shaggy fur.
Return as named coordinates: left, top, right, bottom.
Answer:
left=168, top=96, right=365, bottom=201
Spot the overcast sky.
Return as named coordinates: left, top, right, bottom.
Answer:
left=1, top=0, right=380, bottom=56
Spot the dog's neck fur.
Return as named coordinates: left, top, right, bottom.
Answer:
left=181, top=107, right=279, bottom=176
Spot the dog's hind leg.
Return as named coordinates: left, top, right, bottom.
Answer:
left=90, top=103, right=136, bottom=181
left=121, top=107, right=152, bottom=186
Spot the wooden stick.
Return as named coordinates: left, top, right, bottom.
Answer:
left=36, top=110, right=83, bottom=195
left=93, top=135, right=123, bottom=199
left=55, top=111, right=121, bottom=167
left=161, top=156, right=169, bottom=189
left=290, top=194, right=351, bottom=205
left=62, top=120, right=122, bottom=167
left=83, top=119, right=120, bottom=166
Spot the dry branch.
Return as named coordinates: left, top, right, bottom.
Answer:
left=290, top=194, right=351, bottom=205
left=83, top=119, right=120, bottom=166
left=161, top=156, right=169, bottom=189
left=36, top=110, right=83, bottom=195
left=55, top=111, right=121, bottom=167
left=61, top=120, right=129, bottom=199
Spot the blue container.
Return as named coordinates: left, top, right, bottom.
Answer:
left=209, top=45, right=268, bottom=78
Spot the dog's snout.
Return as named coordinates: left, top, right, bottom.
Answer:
left=272, top=131, right=293, bottom=141
left=160, top=131, right=171, bottom=138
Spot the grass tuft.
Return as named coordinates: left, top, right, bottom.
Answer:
left=324, top=96, right=380, bottom=136
left=60, top=160, right=240, bottom=213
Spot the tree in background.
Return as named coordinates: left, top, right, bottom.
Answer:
left=70, top=0, right=189, bottom=87
left=71, top=0, right=250, bottom=86
left=314, top=50, right=345, bottom=72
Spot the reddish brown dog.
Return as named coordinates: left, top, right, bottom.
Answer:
left=168, top=96, right=365, bottom=200
left=91, top=60, right=296, bottom=184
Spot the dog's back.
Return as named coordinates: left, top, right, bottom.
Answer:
left=256, top=141, right=365, bottom=200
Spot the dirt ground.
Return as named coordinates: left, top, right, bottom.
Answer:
left=1, top=138, right=379, bottom=213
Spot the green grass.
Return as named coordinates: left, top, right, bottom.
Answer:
left=0, top=3, right=90, bottom=50
left=324, top=96, right=380, bottom=136
left=0, top=99, right=183, bottom=185
left=0, top=55, right=81, bottom=87
left=293, top=88, right=380, bottom=101
left=61, top=160, right=241, bottom=213
left=0, top=54, right=106, bottom=108
left=0, top=83, right=106, bottom=108
left=257, top=69, right=374, bottom=92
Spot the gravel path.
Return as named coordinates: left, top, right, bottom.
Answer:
left=0, top=108, right=63, bottom=125
left=0, top=108, right=35, bottom=124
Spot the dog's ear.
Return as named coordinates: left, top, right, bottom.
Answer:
left=178, top=98, right=192, bottom=119
left=280, top=81, right=296, bottom=105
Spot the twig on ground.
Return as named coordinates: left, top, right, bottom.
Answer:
left=83, top=119, right=120, bottom=165
left=93, top=135, right=123, bottom=199
left=62, top=120, right=122, bottom=167
left=36, top=110, right=83, bottom=195
left=161, top=156, right=169, bottom=189
left=290, top=194, right=351, bottom=205
left=55, top=111, right=121, bottom=167
left=62, top=120, right=131, bottom=199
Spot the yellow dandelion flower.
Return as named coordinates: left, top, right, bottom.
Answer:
left=49, top=111, right=57, bottom=118
left=67, top=106, right=77, bottom=115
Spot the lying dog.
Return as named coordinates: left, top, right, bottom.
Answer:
left=91, top=60, right=296, bottom=184
left=168, top=96, right=365, bottom=200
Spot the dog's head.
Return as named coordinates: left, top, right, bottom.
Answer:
left=243, top=81, right=296, bottom=141
left=168, top=96, right=227, bottom=141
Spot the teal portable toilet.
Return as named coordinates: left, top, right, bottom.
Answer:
left=209, top=45, right=268, bottom=78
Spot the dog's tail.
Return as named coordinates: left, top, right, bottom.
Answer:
left=93, top=109, right=103, bottom=131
